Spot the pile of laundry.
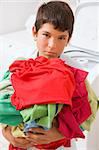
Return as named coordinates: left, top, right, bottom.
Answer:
left=0, top=56, right=98, bottom=150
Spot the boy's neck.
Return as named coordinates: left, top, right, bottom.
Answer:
left=37, top=52, right=60, bottom=58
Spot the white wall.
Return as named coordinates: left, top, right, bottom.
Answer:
left=0, top=0, right=37, bottom=34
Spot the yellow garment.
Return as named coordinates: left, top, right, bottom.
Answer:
left=81, top=80, right=99, bottom=131
left=11, top=123, right=26, bottom=137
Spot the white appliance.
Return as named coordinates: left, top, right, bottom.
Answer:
left=64, top=1, right=99, bottom=73
left=63, top=1, right=99, bottom=150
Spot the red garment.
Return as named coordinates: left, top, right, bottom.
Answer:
left=34, top=138, right=70, bottom=149
left=69, top=67, right=91, bottom=124
left=58, top=67, right=92, bottom=138
left=58, top=106, right=85, bottom=139
left=9, top=56, right=75, bottom=110
left=9, top=138, right=70, bottom=150
left=9, top=144, right=25, bottom=150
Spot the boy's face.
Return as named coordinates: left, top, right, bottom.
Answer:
left=33, top=23, right=69, bottom=59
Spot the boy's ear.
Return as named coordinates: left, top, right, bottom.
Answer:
left=65, top=34, right=70, bottom=46
left=67, top=37, right=71, bottom=45
left=32, top=26, right=37, bottom=37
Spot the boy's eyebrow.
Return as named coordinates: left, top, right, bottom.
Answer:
left=42, top=31, right=67, bottom=37
left=42, top=31, right=50, bottom=34
left=58, top=34, right=67, bottom=37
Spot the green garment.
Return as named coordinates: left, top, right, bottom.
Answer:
left=0, top=70, right=23, bottom=126
left=81, top=80, right=99, bottom=131
left=20, top=104, right=63, bottom=129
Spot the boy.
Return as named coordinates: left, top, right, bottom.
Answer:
left=1, top=1, right=98, bottom=150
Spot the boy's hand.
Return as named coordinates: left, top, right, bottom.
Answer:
left=26, top=119, right=65, bottom=145
left=2, top=119, right=64, bottom=147
left=2, top=126, right=33, bottom=149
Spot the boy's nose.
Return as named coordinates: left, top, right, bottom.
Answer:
left=48, top=38, right=56, bottom=48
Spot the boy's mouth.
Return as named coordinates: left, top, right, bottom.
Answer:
left=44, top=51, right=56, bottom=55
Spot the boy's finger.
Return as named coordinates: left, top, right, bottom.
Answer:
left=28, top=127, right=46, bottom=134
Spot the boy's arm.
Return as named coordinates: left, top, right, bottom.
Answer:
left=2, top=119, right=65, bottom=147
left=25, top=118, right=65, bottom=145
left=2, top=126, right=33, bottom=149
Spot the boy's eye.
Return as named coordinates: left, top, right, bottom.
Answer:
left=43, top=33, right=49, bottom=37
left=58, top=37, right=66, bottom=40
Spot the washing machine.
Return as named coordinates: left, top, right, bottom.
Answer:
left=63, top=1, right=99, bottom=150
left=64, top=1, right=99, bottom=72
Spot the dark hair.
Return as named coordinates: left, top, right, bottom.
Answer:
left=34, top=1, right=74, bottom=38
